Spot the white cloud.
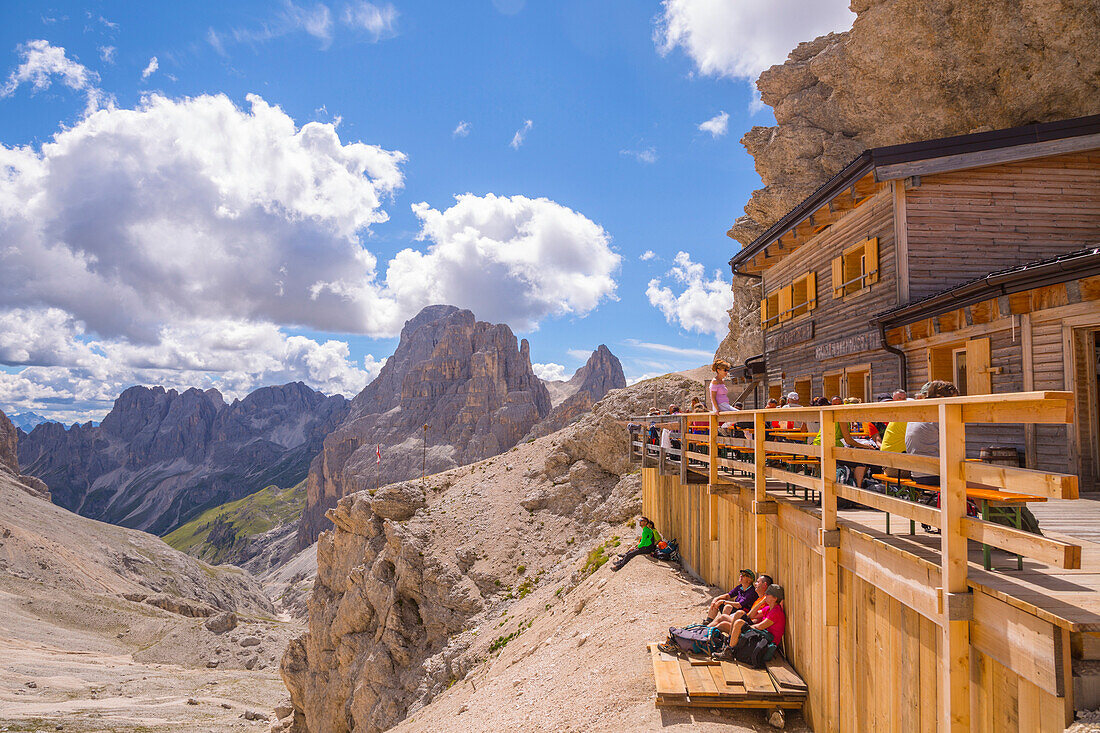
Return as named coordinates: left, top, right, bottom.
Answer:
left=99, top=46, right=116, bottom=64
left=386, top=193, right=620, bottom=331
left=281, top=2, right=334, bottom=44
left=626, top=371, right=663, bottom=386
left=510, top=119, right=532, bottom=149
left=140, top=56, right=158, bottom=80
left=531, top=362, right=566, bottom=381
left=342, top=2, right=398, bottom=41
left=0, top=309, right=380, bottom=423
left=0, top=93, right=619, bottom=421
left=566, top=348, right=592, bottom=361
left=698, top=110, right=728, bottom=137
left=656, top=0, right=854, bottom=80
left=453, top=120, right=471, bottom=137
left=0, top=39, right=107, bottom=114
left=623, top=339, right=713, bottom=359
left=0, top=92, right=407, bottom=341
left=212, top=2, right=334, bottom=50
left=646, top=251, right=734, bottom=339
left=620, top=146, right=657, bottom=164
left=640, top=250, right=656, bottom=261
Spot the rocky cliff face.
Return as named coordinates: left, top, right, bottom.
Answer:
left=295, top=305, right=551, bottom=549
left=525, top=345, right=626, bottom=440
left=718, top=0, right=1100, bottom=362
left=280, top=374, right=702, bottom=733
left=729, top=0, right=1100, bottom=246
left=0, top=409, right=51, bottom=500
left=18, top=382, right=348, bottom=535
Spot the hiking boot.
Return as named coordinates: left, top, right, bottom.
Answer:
left=657, top=641, right=682, bottom=656
left=702, top=617, right=713, bottom=626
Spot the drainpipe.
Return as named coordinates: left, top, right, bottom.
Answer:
left=730, top=262, right=763, bottom=281
left=877, top=320, right=908, bottom=392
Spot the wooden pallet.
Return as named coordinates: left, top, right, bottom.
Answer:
left=648, top=643, right=808, bottom=710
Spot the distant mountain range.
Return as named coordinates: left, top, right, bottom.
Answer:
left=12, top=305, right=627, bottom=555
left=18, top=382, right=348, bottom=536
left=5, top=410, right=54, bottom=432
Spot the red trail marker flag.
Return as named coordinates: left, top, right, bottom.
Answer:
left=376, top=444, right=381, bottom=464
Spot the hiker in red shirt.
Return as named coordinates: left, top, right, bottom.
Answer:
left=724, top=584, right=786, bottom=644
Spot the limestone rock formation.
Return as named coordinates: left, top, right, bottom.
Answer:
left=280, top=372, right=704, bottom=732
left=296, top=305, right=551, bottom=549
left=18, top=382, right=348, bottom=535
left=728, top=0, right=1100, bottom=246
left=0, top=408, right=51, bottom=500
left=0, top=408, right=17, bottom=476
left=525, top=345, right=626, bottom=440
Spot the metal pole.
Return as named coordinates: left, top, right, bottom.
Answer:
left=422, top=423, right=428, bottom=488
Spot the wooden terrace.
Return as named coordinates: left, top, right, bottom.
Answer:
left=630, top=392, right=1097, bottom=731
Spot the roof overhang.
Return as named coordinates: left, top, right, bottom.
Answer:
left=729, top=114, right=1100, bottom=277
left=874, top=247, right=1100, bottom=328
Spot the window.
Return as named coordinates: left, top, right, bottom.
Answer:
left=844, top=366, right=870, bottom=402
left=762, top=271, right=817, bottom=329
left=769, top=383, right=782, bottom=401
left=928, top=338, right=991, bottom=394
left=831, top=237, right=879, bottom=298
left=823, top=372, right=842, bottom=401
left=794, top=377, right=812, bottom=404
left=761, top=291, right=780, bottom=331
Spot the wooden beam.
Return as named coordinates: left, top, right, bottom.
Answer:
left=708, top=414, right=719, bottom=487
left=970, top=591, right=1061, bottom=697
left=962, top=461, right=1079, bottom=500
left=874, top=133, right=1100, bottom=182
left=837, top=526, right=941, bottom=621
left=963, top=517, right=1082, bottom=569
left=938, top=402, right=971, bottom=732
left=820, top=410, right=841, bottom=731
left=753, top=411, right=767, bottom=570
left=835, top=446, right=939, bottom=474
left=892, top=180, right=910, bottom=305
left=836, top=483, right=941, bottom=528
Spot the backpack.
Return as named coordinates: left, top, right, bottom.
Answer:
left=653, top=538, right=679, bottom=561
left=732, top=630, right=778, bottom=668
left=666, top=624, right=727, bottom=656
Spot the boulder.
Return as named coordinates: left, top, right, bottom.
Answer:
left=204, top=611, right=238, bottom=633
left=369, top=481, right=426, bottom=521
left=143, top=593, right=217, bottom=618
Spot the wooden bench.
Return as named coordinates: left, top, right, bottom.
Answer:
left=867, top=472, right=1047, bottom=570
left=648, top=643, right=807, bottom=711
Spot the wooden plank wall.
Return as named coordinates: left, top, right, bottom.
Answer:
left=643, top=469, right=1069, bottom=731
left=902, top=322, right=1027, bottom=462
left=761, top=188, right=904, bottom=395
left=906, top=150, right=1100, bottom=301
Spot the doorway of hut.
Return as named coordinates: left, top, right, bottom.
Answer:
left=1071, top=327, right=1100, bottom=492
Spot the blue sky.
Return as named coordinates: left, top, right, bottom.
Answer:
left=0, top=1, right=854, bottom=422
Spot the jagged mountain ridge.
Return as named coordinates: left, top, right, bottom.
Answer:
left=296, top=305, right=552, bottom=549
left=18, top=382, right=349, bottom=536
left=525, top=344, right=625, bottom=439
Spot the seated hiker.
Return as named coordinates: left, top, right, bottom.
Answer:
left=611, top=516, right=660, bottom=571
left=726, top=584, right=786, bottom=644
left=710, top=573, right=771, bottom=629
left=703, top=569, right=758, bottom=625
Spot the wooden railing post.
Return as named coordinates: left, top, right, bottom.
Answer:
left=679, top=415, right=688, bottom=484
left=819, top=408, right=840, bottom=732
left=708, top=413, right=719, bottom=487
left=939, top=402, right=971, bottom=732
left=753, top=411, right=767, bottom=570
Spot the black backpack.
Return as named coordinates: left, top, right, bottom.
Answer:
left=732, top=631, right=778, bottom=668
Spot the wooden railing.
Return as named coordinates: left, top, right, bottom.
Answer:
left=628, top=391, right=1081, bottom=732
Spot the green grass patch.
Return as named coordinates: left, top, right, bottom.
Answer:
left=162, top=480, right=306, bottom=564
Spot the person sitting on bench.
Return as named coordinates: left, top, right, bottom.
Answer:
left=611, top=517, right=660, bottom=571
left=703, top=569, right=758, bottom=625
left=725, top=584, right=786, bottom=644
left=709, top=573, right=772, bottom=629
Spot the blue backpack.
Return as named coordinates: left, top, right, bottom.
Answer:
left=666, top=624, right=727, bottom=655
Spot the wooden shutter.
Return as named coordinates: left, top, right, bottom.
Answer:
left=966, top=337, right=992, bottom=395
left=832, top=256, right=843, bottom=298
left=928, top=346, right=953, bottom=383
left=760, top=297, right=769, bottom=329
left=778, top=286, right=792, bottom=322
left=807, top=271, right=818, bottom=311
left=866, top=237, right=880, bottom=285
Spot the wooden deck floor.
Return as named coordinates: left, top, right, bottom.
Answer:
left=794, top=490, right=1100, bottom=631
left=648, top=643, right=808, bottom=710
